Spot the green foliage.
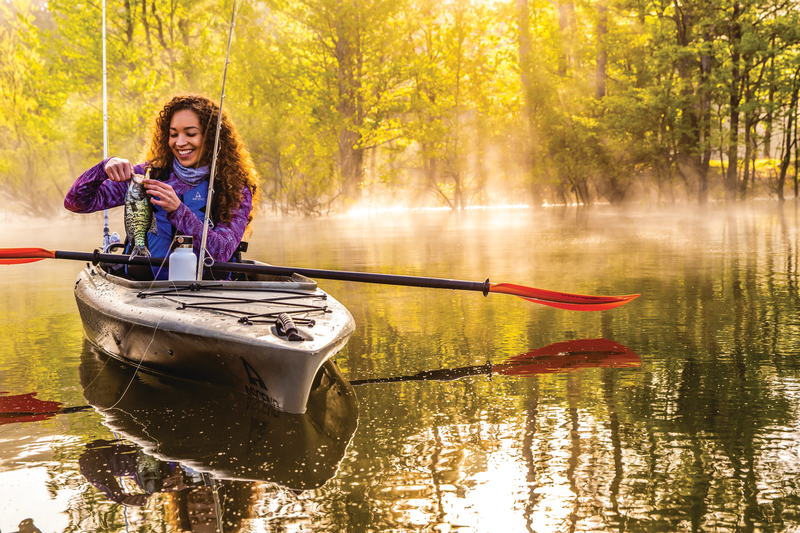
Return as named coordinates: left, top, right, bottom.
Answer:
left=1, top=0, right=799, bottom=214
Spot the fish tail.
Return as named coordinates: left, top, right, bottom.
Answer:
left=129, top=245, right=151, bottom=258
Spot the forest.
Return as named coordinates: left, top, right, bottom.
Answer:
left=1, top=0, right=799, bottom=215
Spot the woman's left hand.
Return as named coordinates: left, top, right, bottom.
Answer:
left=144, top=179, right=181, bottom=213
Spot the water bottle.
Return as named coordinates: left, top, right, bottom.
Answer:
left=169, top=235, right=198, bottom=281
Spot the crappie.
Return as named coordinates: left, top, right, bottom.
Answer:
left=124, top=168, right=158, bottom=257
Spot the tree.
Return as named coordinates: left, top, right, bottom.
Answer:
left=0, top=0, right=68, bottom=215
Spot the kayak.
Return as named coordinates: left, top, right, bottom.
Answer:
left=73, top=260, right=356, bottom=414
left=80, top=342, right=358, bottom=489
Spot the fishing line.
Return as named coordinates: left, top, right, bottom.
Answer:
left=147, top=235, right=179, bottom=286
left=78, top=346, right=116, bottom=392
left=104, top=309, right=169, bottom=410
left=93, top=0, right=242, bottom=459
left=100, top=240, right=192, bottom=408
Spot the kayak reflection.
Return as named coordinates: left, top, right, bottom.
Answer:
left=79, top=439, right=259, bottom=532
left=79, top=340, right=359, bottom=491
left=350, top=338, right=640, bottom=385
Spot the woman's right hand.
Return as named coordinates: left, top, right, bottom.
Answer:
left=104, top=157, right=134, bottom=182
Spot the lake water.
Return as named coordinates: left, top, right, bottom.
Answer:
left=2, top=203, right=800, bottom=532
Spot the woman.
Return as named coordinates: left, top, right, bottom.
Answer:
left=65, top=93, right=259, bottom=279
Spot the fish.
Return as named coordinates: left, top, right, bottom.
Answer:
left=124, top=168, right=158, bottom=257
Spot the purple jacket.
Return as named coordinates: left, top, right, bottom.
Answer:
left=65, top=159, right=253, bottom=262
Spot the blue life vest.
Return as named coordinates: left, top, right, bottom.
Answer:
left=125, top=179, right=211, bottom=280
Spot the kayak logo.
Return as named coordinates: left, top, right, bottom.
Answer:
left=246, top=393, right=280, bottom=417
left=242, top=357, right=279, bottom=411
left=241, top=358, right=267, bottom=390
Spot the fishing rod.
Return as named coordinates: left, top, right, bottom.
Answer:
left=0, top=247, right=640, bottom=311
left=198, top=0, right=238, bottom=281
left=100, top=0, right=120, bottom=251
left=102, top=0, right=108, bottom=241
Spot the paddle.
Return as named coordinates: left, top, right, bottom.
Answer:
left=350, top=338, right=641, bottom=385
left=0, top=392, right=91, bottom=424
left=0, top=247, right=639, bottom=311
left=0, top=341, right=638, bottom=420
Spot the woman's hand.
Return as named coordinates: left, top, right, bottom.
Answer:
left=104, top=157, right=134, bottom=182
left=144, top=179, right=182, bottom=213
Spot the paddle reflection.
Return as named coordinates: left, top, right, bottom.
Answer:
left=79, top=341, right=359, bottom=492
left=0, top=392, right=89, bottom=424
left=350, top=338, right=640, bottom=385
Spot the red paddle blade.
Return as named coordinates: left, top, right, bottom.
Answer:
left=0, top=413, right=58, bottom=424
left=0, top=247, right=55, bottom=264
left=494, top=338, right=641, bottom=376
left=489, top=282, right=639, bottom=311
left=0, top=392, right=63, bottom=424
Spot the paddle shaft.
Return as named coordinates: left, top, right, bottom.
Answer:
left=0, top=405, right=91, bottom=417
left=349, top=351, right=639, bottom=385
left=350, top=363, right=494, bottom=385
left=55, top=250, right=492, bottom=294
left=4, top=247, right=637, bottom=309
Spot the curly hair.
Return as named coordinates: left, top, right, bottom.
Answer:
left=140, top=93, right=259, bottom=227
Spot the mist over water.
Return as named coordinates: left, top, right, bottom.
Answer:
left=2, top=202, right=800, bottom=532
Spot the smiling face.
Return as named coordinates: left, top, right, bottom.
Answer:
left=168, top=109, right=204, bottom=167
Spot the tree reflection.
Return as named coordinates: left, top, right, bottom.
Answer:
left=6, top=207, right=800, bottom=531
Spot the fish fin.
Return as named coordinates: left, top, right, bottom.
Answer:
left=148, top=216, right=158, bottom=235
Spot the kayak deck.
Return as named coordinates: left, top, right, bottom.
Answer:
left=74, top=261, right=356, bottom=414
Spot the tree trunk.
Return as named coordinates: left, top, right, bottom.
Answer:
left=516, top=0, right=542, bottom=206
left=740, top=112, right=753, bottom=199
left=335, top=5, right=364, bottom=204
left=795, top=97, right=799, bottom=199
left=778, top=85, right=799, bottom=202
left=673, top=3, right=708, bottom=204
left=595, top=0, right=607, bottom=99
left=697, top=34, right=713, bottom=204
left=764, top=41, right=775, bottom=158
left=557, top=2, right=575, bottom=76
left=123, top=0, right=134, bottom=45
left=725, top=4, right=742, bottom=202
left=142, top=0, right=152, bottom=49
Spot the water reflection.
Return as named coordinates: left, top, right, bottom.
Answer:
left=6, top=206, right=800, bottom=531
left=6, top=518, right=42, bottom=533
left=78, top=439, right=258, bottom=532
left=79, top=342, right=358, bottom=491
left=345, top=339, right=644, bottom=531
left=350, top=338, right=640, bottom=384
left=0, top=392, right=88, bottom=424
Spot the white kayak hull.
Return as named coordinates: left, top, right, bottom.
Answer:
left=74, top=261, right=356, bottom=414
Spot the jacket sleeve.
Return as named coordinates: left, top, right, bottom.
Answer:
left=166, top=186, right=253, bottom=262
left=64, top=159, right=136, bottom=213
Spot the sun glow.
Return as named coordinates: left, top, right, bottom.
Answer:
left=346, top=204, right=532, bottom=216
